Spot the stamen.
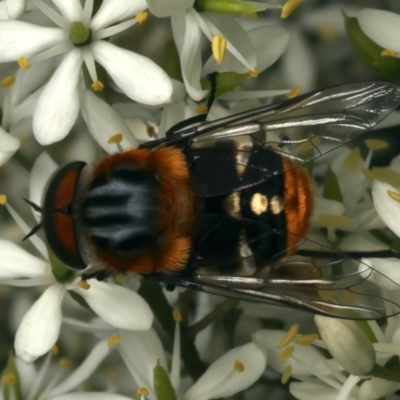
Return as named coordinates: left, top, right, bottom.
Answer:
left=279, top=346, right=294, bottom=363
left=2, top=373, right=17, bottom=385
left=18, top=57, right=30, bottom=69
left=248, top=69, right=260, bottom=77
left=136, top=11, right=148, bottom=24
left=281, top=0, right=301, bottom=18
left=388, top=190, right=400, bottom=203
left=286, top=85, right=300, bottom=98
left=51, top=344, right=59, bottom=355
left=212, top=33, right=227, bottom=64
left=196, top=104, right=208, bottom=114
left=1, top=76, right=15, bottom=88
left=381, top=49, right=396, bottom=57
left=91, top=80, right=104, bottom=92
left=316, top=25, right=337, bottom=41
left=281, top=365, right=292, bottom=384
left=107, top=371, right=117, bottom=383
left=365, top=139, right=388, bottom=150
left=318, top=214, right=349, bottom=226
left=234, top=360, right=245, bottom=372
left=77, top=280, right=91, bottom=290
left=59, top=358, right=72, bottom=369
left=361, top=168, right=376, bottom=181
left=137, top=387, right=150, bottom=396
left=114, top=274, right=125, bottom=283
left=107, top=334, right=121, bottom=347
left=293, top=333, right=319, bottom=345
left=277, top=324, right=299, bottom=348
left=173, top=309, right=182, bottom=322
left=147, top=126, right=155, bottom=138
left=0, top=194, right=7, bottom=205
left=108, top=133, right=123, bottom=144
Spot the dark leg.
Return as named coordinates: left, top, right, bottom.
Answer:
left=82, top=270, right=110, bottom=281
left=297, top=249, right=400, bottom=259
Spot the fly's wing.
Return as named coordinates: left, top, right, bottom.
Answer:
left=149, top=232, right=400, bottom=319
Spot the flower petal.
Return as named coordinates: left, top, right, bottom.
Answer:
left=0, top=239, right=51, bottom=279
left=372, top=180, right=400, bottom=238
left=33, top=49, right=82, bottom=145
left=50, top=394, right=132, bottom=400
left=90, top=0, right=147, bottom=31
left=15, top=283, right=65, bottom=363
left=81, top=89, right=137, bottom=153
left=183, top=342, right=267, bottom=400
left=147, top=0, right=194, bottom=18
left=72, top=279, right=153, bottom=330
left=0, top=127, right=20, bottom=166
left=53, top=0, right=83, bottom=22
left=0, top=21, right=66, bottom=62
left=358, top=9, right=400, bottom=53
left=359, top=377, right=400, bottom=400
left=91, top=41, right=172, bottom=105
left=0, top=0, right=26, bottom=20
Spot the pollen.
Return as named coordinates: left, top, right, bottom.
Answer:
left=0, top=194, right=7, bottom=205
left=279, top=346, right=294, bottom=363
left=381, top=49, right=396, bottom=57
left=248, top=69, right=260, bottom=78
left=108, top=334, right=121, bottom=347
left=281, top=0, right=301, bottom=18
left=59, top=358, right=72, bottom=369
left=388, top=190, right=400, bottom=203
left=293, top=333, right=319, bottom=345
left=281, top=365, right=292, bottom=384
left=2, top=373, right=17, bottom=385
left=136, top=11, right=148, bottom=24
left=365, top=139, right=388, bottom=150
left=108, top=133, right=123, bottom=144
left=195, top=104, right=208, bottom=114
left=17, top=57, right=30, bottom=69
left=234, top=360, right=245, bottom=372
left=77, top=279, right=91, bottom=290
left=212, top=33, right=227, bottom=64
left=137, top=387, right=150, bottom=396
left=1, top=75, right=15, bottom=88
left=51, top=344, right=59, bottom=355
left=277, top=324, right=299, bottom=348
left=173, top=309, right=182, bottom=322
left=91, top=80, right=104, bottom=92
left=286, top=85, right=300, bottom=98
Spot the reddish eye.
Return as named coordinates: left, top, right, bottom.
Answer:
left=43, top=161, right=87, bottom=270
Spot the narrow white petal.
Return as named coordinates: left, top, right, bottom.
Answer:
left=1, top=0, right=26, bottom=20
left=81, top=89, right=137, bottom=153
left=0, top=240, right=51, bottom=279
left=147, top=0, right=193, bottom=17
left=358, top=9, right=400, bottom=53
left=90, top=0, right=147, bottom=31
left=183, top=342, right=267, bottom=400
left=29, top=152, right=58, bottom=222
left=92, top=41, right=172, bottom=105
left=50, top=394, right=132, bottom=400
left=73, top=279, right=153, bottom=330
left=52, top=0, right=83, bottom=22
left=15, top=284, right=65, bottom=363
left=0, top=21, right=66, bottom=62
left=33, top=49, right=82, bottom=145
left=372, top=180, right=400, bottom=238
left=359, top=377, right=400, bottom=400
left=0, top=127, right=20, bottom=166
left=117, top=329, right=168, bottom=392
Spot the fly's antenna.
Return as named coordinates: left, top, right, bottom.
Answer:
left=22, top=198, right=42, bottom=241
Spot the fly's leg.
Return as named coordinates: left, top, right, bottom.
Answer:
left=81, top=270, right=110, bottom=281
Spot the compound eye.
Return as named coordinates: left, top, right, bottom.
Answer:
left=43, top=161, right=87, bottom=270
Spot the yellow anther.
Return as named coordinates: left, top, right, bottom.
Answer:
left=248, top=69, right=260, bottom=78
left=277, top=324, right=299, bottom=348
left=173, top=309, right=182, bottom=322
left=318, top=290, right=334, bottom=301
left=279, top=346, right=294, bottom=363
left=137, top=387, right=150, bottom=396
left=59, top=358, right=72, bottom=369
left=212, top=33, right=227, bottom=64
left=316, top=25, right=337, bottom=41
left=343, top=147, right=361, bottom=173
left=136, top=11, right=148, bottom=24
left=381, top=49, right=396, bottom=57
left=0, top=194, right=7, bottom=205
left=108, top=133, right=123, bottom=144
left=361, top=168, right=376, bottom=181
left=293, top=333, right=319, bottom=345
left=107, top=371, right=117, bottom=383
left=234, top=360, right=245, bottom=372
left=147, top=126, right=155, bottom=138
left=51, top=344, right=59, bottom=355
left=18, top=57, right=30, bottom=69
left=114, top=273, right=125, bottom=284
left=2, top=373, right=17, bottom=385
left=286, top=85, right=300, bottom=99
left=365, top=139, right=388, bottom=150
left=91, top=80, right=104, bottom=92
left=77, top=280, right=91, bottom=290
left=281, top=0, right=301, bottom=18
left=318, top=214, right=350, bottom=226
left=246, top=13, right=258, bottom=20
left=281, top=365, right=292, bottom=384
left=195, top=104, right=208, bottom=114
left=371, top=167, right=400, bottom=187
left=108, top=334, right=121, bottom=347
left=388, top=190, right=400, bottom=203
left=1, top=75, right=15, bottom=88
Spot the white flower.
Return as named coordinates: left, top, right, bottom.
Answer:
left=0, top=0, right=173, bottom=145
left=0, top=0, right=26, bottom=20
